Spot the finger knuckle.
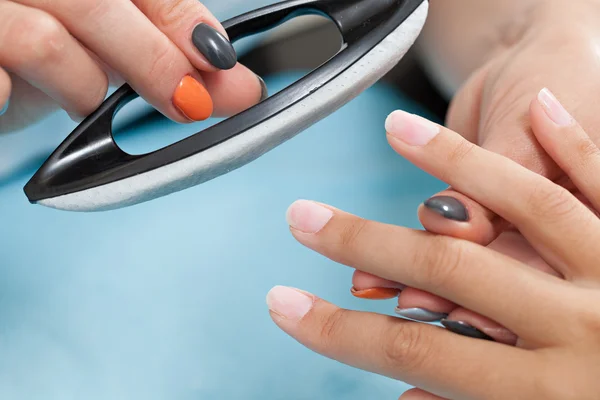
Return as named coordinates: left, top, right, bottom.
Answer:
left=12, top=13, right=66, bottom=68
left=152, top=0, right=200, bottom=30
left=338, top=218, right=369, bottom=249
left=382, top=323, right=432, bottom=372
left=572, top=302, right=600, bottom=341
left=414, top=236, right=464, bottom=290
left=318, top=308, right=349, bottom=350
left=526, top=181, right=577, bottom=221
left=68, top=0, right=111, bottom=20
left=144, top=41, right=178, bottom=83
left=73, top=77, right=109, bottom=117
left=439, top=140, right=476, bottom=182
left=576, top=137, right=600, bottom=163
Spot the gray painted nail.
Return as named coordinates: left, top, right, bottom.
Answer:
left=192, top=23, right=237, bottom=70
left=257, top=75, right=268, bottom=102
left=395, top=307, right=448, bottom=322
left=0, top=97, right=9, bottom=116
left=441, top=320, right=493, bottom=341
left=424, top=196, right=469, bottom=222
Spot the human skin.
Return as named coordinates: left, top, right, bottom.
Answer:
left=270, top=90, right=600, bottom=400
left=0, top=0, right=263, bottom=133
left=351, top=0, right=600, bottom=343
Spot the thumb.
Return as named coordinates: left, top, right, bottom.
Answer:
left=419, top=71, right=559, bottom=245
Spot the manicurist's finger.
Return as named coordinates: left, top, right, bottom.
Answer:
left=132, top=0, right=265, bottom=115
left=0, top=2, right=108, bottom=119
left=15, top=0, right=213, bottom=122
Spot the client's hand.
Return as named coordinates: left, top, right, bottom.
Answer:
left=268, top=89, right=600, bottom=399
left=352, top=1, right=600, bottom=342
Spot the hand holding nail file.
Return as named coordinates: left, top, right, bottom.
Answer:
left=23, top=0, right=429, bottom=212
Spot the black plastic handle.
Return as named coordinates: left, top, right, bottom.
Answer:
left=24, top=0, right=424, bottom=203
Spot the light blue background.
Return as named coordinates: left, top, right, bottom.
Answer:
left=0, top=3, right=446, bottom=399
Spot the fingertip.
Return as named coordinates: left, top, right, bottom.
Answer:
left=266, top=285, right=316, bottom=323
left=172, top=74, right=214, bottom=122
left=202, top=64, right=265, bottom=117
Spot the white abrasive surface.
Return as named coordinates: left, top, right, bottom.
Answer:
left=41, top=1, right=429, bottom=212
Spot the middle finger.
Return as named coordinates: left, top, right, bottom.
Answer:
left=286, top=200, right=570, bottom=343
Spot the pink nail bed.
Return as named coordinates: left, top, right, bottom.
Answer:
left=538, top=88, right=574, bottom=127
left=385, top=110, right=440, bottom=146
left=267, top=286, right=314, bottom=320
left=286, top=200, right=333, bottom=234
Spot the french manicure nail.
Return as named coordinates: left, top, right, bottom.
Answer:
left=395, top=307, right=448, bottom=322
left=266, top=286, right=314, bottom=320
left=441, top=320, right=494, bottom=341
left=192, top=23, right=237, bottom=70
left=286, top=200, right=333, bottom=234
left=351, top=287, right=401, bottom=300
left=257, top=75, right=268, bottom=102
left=0, top=97, right=9, bottom=116
left=538, top=88, right=574, bottom=127
left=173, top=75, right=214, bottom=121
left=385, top=110, right=440, bottom=146
left=424, top=196, right=469, bottom=222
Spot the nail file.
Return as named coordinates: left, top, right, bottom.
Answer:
left=24, top=0, right=429, bottom=212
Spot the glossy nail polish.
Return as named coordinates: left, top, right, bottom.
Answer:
left=172, top=75, right=213, bottom=121
left=0, top=97, right=9, bottom=116
left=351, top=287, right=401, bottom=300
left=395, top=307, right=448, bottom=322
left=424, top=196, right=469, bottom=222
left=441, top=320, right=493, bottom=341
left=257, top=75, right=268, bottom=102
left=192, top=23, right=237, bottom=70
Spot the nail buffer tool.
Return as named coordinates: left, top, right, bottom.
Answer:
left=24, top=0, right=429, bottom=212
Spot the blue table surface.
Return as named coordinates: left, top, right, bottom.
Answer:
left=0, top=66, right=445, bottom=400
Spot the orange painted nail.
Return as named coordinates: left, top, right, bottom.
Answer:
left=350, top=287, right=401, bottom=300
left=172, top=75, right=213, bottom=121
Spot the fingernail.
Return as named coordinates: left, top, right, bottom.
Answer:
left=0, top=97, right=9, bottom=116
left=286, top=200, right=333, bottom=234
left=441, top=320, right=494, bottom=341
left=192, top=23, right=237, bottom=70
left=173, top=75, right=214, bottom=121
left=424, top=196, right=469, bottom=222
left=538, top=88, right=573, bottom=127
left=351, top=287, right=401, bottom=300
left=385, top=110, right=440, bottom=146
left=266, top=286, right=314, bottom=321
left=395, top=308, right=448, bottom=322
left=257, top=75, right=268, bottom=102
